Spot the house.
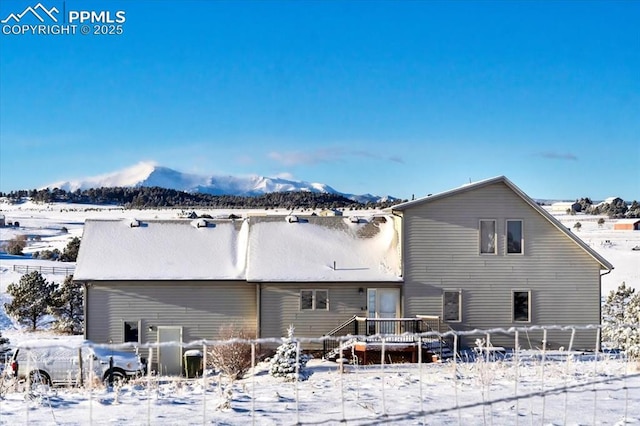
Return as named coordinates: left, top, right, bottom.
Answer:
left=391, top=176, right=613, bottom=350
left=550, top=201, right=581, bottom=213
left=74, top=176, right=613, bottom=373
left=74, top=215, right=400, bottom=374
left=613, top=219, right=640, bottom=231
left=318, top=208, right=343, bottom=216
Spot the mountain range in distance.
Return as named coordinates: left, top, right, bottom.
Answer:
left=44, top=162, right=398, bottom=204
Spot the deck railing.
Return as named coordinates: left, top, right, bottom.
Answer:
left=323, top=316, right=443, bottom=358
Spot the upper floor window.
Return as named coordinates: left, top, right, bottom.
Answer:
left=300, top=290, right=328, bottom=310
left=443, top=290, right=462, bottom=322
left=479, top=220, right=497, bottom=254
left=506, top=220, right=523, bottom=254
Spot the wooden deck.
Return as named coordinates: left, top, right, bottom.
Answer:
left=352, top=342, right=439, bottom=365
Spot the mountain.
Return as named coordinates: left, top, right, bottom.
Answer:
left=45, top=162, right=397, bottom=203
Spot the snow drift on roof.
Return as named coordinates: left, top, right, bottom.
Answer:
left=246, top=216, right=401, bottom=282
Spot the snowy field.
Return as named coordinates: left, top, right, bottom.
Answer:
left=1, top=201, right=639, bottom=424
left=1, top=351, right=639, bottom=425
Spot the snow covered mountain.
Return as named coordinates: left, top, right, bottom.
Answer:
left=45, top=162, right=396, bottom=203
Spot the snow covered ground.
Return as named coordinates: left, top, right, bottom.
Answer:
left=1, top=350, right=639, bottom=425
left=1, top=201, right=639, bottom=424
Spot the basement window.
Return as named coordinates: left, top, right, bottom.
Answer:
left=512, top=290, right=531, bottom=322
left=300, top=290, right=329, bottom=310
left=442, top=290, right=462, bottom=322
left=124, top=320, right=140, bottom=343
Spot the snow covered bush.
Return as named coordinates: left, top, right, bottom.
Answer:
left=207, top=325, right=254, bottom=380
left=602, top=282, right=640, bottom=359
left=269, top=325, right=309, bottom=381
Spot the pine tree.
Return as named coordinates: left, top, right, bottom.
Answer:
left=602, top=282, right=640, bottom=359
left=269, top=325, right=310, bottom=381
left=60, top=237, right=81, bottom=262
left=4, top=271, right=58, bottom=331
left=49, top=275, right=84, bottom=334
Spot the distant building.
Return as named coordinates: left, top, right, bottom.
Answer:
left=319, top=208, right=343, bottom=216
left=613, top=219, right=640, bottom=231
left=0, top=214, right=4, bottom=227
left=550, top=201, right=581, bottom=213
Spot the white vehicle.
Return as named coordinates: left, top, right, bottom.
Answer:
left=8, top=339, right=146, bottom=387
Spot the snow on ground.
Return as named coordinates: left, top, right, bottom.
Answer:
left=0, top=202, right=639, bottom=424
left=1, top=353, right=639, bottom=425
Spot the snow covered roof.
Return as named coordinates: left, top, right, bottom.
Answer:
left=74, top=219, right=247, bottom=281
left=391, top=176, right=614, bottom=271
left=74, top=215, right=401, bottom=282
left=246, top=216, right=401, bottom=282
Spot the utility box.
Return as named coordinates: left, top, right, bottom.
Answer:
left=183, top=350, right=203, bottom=378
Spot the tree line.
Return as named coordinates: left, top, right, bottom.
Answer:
left=0, top=187, right=405, bottom=210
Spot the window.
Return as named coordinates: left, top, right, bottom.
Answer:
left=443, top=290, right=462, bottom=322
left=300, top=290, right=328, bottom=310
left=512, top=290, right=531, bottom=322
left=506, top=220, right=523, bottom=254
left=124, top=321, right=140, bottom=343
left=479, top=220, right=497, bottom=254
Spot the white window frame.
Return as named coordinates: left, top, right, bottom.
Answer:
left=479, top=219, right=497, bottom=255
left=442, top=289, right=462, bottom=323
left=300, top=289, right=329, bottom=311
left=512, top=290, right=531, bottom=323
left=506, top=219, right=524, bottom=255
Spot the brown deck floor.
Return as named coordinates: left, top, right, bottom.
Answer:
left=352, top=342, right=438, bottom=365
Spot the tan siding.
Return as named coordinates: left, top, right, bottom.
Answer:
left=402, top=182, right=602, bottom=350
left=260, top=283, right=400, bottom=350
left=86, top=281, right=256, bottom=358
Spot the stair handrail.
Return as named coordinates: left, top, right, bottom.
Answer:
left=324, top=315, right=358, bottom=337
left=416, top=315, right=458, bottom=359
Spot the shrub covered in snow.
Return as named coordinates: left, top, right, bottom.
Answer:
left=207, top=325, right=254, bottom=380
left=269, top=325, right=309, bottom=381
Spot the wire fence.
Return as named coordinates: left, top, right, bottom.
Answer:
left=1, top=324, right=638, bottom=425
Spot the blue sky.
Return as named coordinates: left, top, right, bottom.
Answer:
left=1, top=1, right=638, bottom=201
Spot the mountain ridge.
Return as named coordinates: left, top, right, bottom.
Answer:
left=44, top=162, right=397, bottom=203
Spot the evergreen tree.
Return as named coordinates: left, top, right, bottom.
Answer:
left=602, top=282, right=640, bottom=359
left=269, top=325, right=310, bottom=381
left=60, top=236, right=81, bottom=262
left=4, top=271, right=58, bottom=331
left=49, top=275, right=84, bottom=334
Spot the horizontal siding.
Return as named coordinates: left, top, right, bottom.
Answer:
left=260, top=283, right=401, bottom=350
left=402, top=182, right=602, bottom=350
left=86, top=281, right=256, bottom=358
